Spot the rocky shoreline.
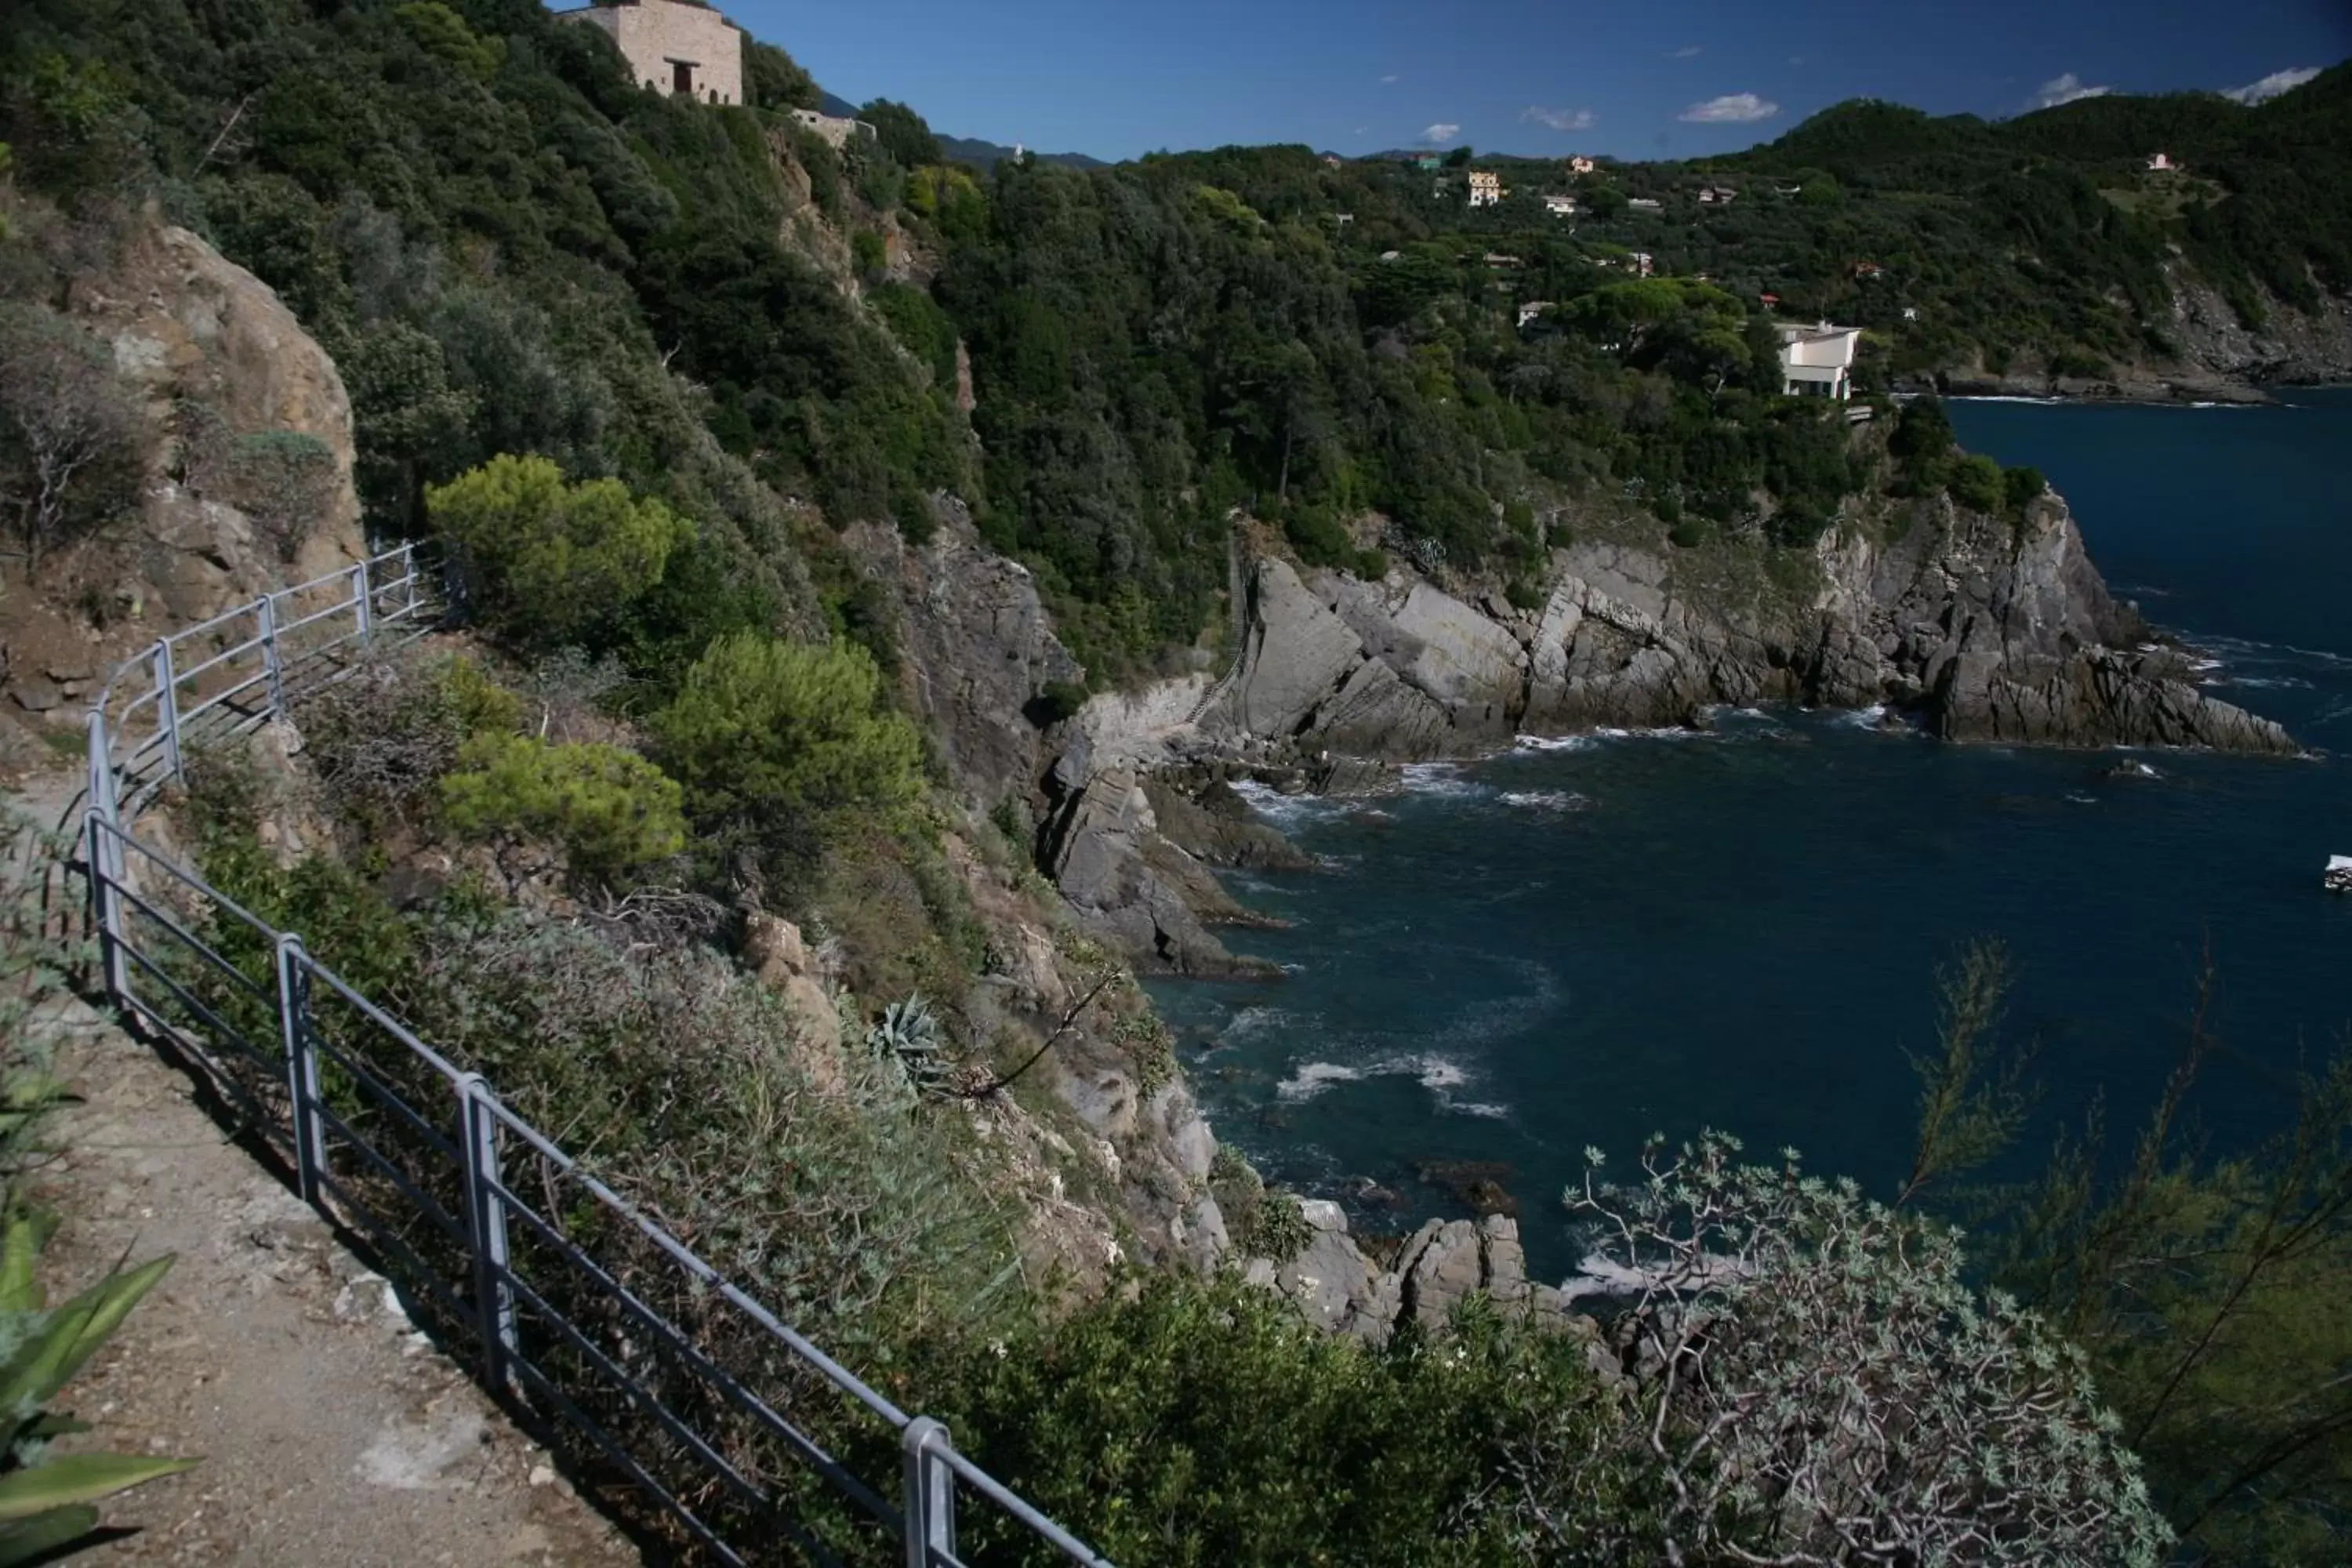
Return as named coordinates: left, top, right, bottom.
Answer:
left=1912, top=274, right=2352, bottom=406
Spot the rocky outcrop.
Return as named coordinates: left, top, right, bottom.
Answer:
left=1040, top=762, right=1280, bottom=978
left=1, top=218, right=372, bottom=758
left=844, top=507, right=1082, bottom=811
left=1925, top=274, right=2352, bottom=403
left=1207, top=493, right=2297, bottom=763
left=1254, top=1203, right=1603, bottom=1363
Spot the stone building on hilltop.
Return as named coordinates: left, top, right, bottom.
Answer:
left=557, top=0, right=743, bottom=105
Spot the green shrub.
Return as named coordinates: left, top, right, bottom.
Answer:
left=223, top=430, right=337, bottom=563
left=294, top=652, right=521, bottom=830
left=1947, top=452, right=2005, bottom=514
left=394, top=2, right=505, bottom=82
left=437, top=734, right=686, bottom=884
left=922, top=1276, right=1637, bottom=1567
left=426, top=455, right=691, bottom=648
left=2003, top=464, right=2049, bottom=515
left=652, top=633, right=924, bottom=893
left=1668, top=517, right=1710, bottom=549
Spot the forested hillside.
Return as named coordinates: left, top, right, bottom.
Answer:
left=5, top=5, right=2349, bottom=1563
left=8, top=2, right=2341, bottom=684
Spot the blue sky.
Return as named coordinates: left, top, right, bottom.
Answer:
left=691, top=0, right=2349, bottom=160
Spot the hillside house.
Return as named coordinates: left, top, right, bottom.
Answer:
left=1627, top=197, right=1662, bottom=211
left=1697, top=184, right=1737, bottom=205
left=1902, top=306, right=1920, bottom=321
left=1415, top=154, right=1443, bottom=171
left=1777, top=322, right=1863, bottom=400
left=1851, top=260, right=1885, bottom=279
left=1517, top=300, right=1555, bottom=330
left=1468, top=170, right=1505, bottom=207
left=557, top=0, right=743, bottom=103
left=1569, top=156, right=1597, bottom=175
left=2147, top=151, right=2176, bottom=172
left=1544, top=193, right=1580, bottom=216
left=1323, top=154, right=1344, bottom=168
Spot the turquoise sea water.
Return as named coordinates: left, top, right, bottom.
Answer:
left=1149, top=390, right=2352, bottom=1281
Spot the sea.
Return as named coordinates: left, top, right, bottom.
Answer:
left=1148, top=389, right=2352, bottom=1282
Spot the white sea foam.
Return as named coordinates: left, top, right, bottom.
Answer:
left=1398, top=761, right=1490, bottom=799
left=1229, top=778, right=1342, bottom=827
left=1592, top=724, right=1706, bottom=741
left=2225, top=676, right=2314, bottom=691
left=1452, top=1102, right=1512, bottom=1120
left=1276, top=1061, right=1363, bottom=1102
left=1501, top=789, right=1594, bottom=813
left=1514, top=733, right=1594, bottom=753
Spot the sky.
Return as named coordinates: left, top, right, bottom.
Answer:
left=688, top=0, right=2350, bottom=161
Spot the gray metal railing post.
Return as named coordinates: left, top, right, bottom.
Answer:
left=902, top=1417, right=957, bottom=1568
left=85, top=712, right=128, bottom=1000
left=460, top=1074, right=518, bottom=1387
left=150, top=639, right=183, bottom=782
left=402, top=543, right=419, bottom=619
left=277, top=935, right=326, bottom=1206
left=257, top=593, right=285, bottom=714
left=352, top=561, right=373, bottom=643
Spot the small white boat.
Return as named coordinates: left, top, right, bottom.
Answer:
left=2328, top=855, right=2352, bottom=895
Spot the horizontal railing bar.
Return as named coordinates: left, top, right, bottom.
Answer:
left=295, top=956, right=471, bottom=1086
left=169, top=637, right=268, bottom=688
left=938, top=1447, right=1118, bottom=1566
left=274, top=601, right=361, bottom=637
left=309, top=1101, right=471, bottom=1248
left=479, top=1097, right=915, bottom=1433
left=176, top=675, right=273, bottom=729
left=502, top=1356, right=755, bottom=1568
left=310, top=1166, right=481, bottom=1327
left=305, top=1029, right=466, bottom=1166
left=493, top=1180, right=900, bottom=1527
left=111, top=938, right=280, bottom=1073
left=104, top=880, right=274, bottom=1006
left=494, top=1266, right=782, bottom=1520
left=96, top=821, right=281, bottom=940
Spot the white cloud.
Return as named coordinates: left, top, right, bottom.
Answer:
left=2031, top=72, right=2112, bottom=110
left=1421, top=122, right=1463, bottom=145
left=1679, top=93, right=1780, bottom=124
left=1353, top=125, right=1369, bottom=136
left=2223, top=66, right=2321, bottom=105
left=1379, top=74, right=1400, bottom=85
left=1521, top=105, right=1599, bottom=132
left=1788, top=55, right=1806, bottom=67
left=1668, top=45, right=1702, bottom=60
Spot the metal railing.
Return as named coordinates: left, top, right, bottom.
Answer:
left=78, top=550, right=1109, bottom=1568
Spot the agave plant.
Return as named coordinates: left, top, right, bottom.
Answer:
left=0, top=1211, right=196, bottom=1565
left=868, top=994, right=951, bottom=1096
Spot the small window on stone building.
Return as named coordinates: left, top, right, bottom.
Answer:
left=672, top=60, right=695, bottom=95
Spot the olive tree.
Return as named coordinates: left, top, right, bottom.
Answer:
left=0, top=306, right=144, bottom=572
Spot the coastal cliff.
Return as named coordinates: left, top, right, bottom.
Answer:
left=1207, top=489, right=2296, bottom=770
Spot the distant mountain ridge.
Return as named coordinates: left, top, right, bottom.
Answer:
left=816, top=89, right=1103, bottom=170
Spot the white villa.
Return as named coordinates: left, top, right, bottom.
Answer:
left=1544, top=193, right=1579, bottom=216
left=1468, top=170, right=1504, bottom=207
left=1517, top=300, right=1554, bottom=330
left=1777, top=322, right=1864, bottom=400
left=1568, top=156, right=1597, bottom=175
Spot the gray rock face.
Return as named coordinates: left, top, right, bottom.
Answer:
left=1041, top=764, right=1276, bottom=978
left=1229, top=559, right=1366, bottom=737
left=1211, top=492, right=2296, bottom=761
left=1258, top=1205, right=1584, bottom=1344
left=844, top=506, right=1083, bottom=810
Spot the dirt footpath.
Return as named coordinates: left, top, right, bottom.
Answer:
left=31, top=991, right=642, bottom=1567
